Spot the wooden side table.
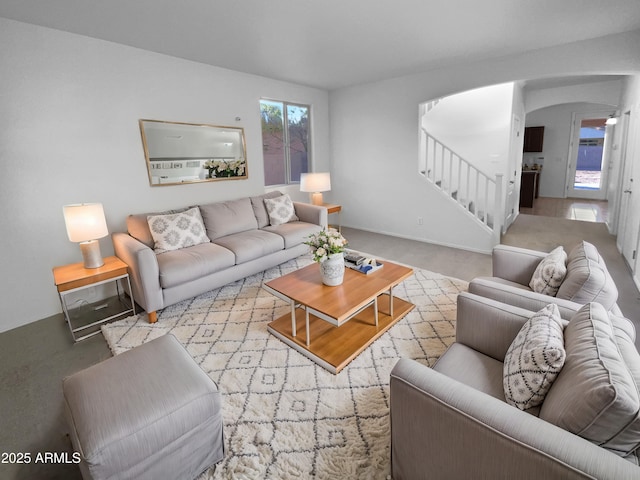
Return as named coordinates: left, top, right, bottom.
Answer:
left=323, top=203, right=342, bottom=232
left=53, top=256, right=135, bottom=342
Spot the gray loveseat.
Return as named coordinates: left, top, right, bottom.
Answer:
left=390, top=292, right=640, bottom=479
left=113, top=191, right=326, bottom=323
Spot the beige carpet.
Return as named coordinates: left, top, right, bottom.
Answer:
left=101, top=255, right=467, bottom=479
left=502, top=213, right=615, bottom=254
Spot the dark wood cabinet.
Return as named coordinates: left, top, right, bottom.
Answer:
left=519, top=171, right=539, bottom=208
left=523, top=126, right=545, bottom=152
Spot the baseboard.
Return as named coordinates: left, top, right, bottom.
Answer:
left=503, top=211, right=519, bottom=234
left=343, top=224, right=493, bottom=255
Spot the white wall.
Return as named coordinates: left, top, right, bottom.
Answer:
left=329, top=30, right=640, bottom=253
left=525, top=79, right=623, bottom=113
left=421, top=83, right=515, bottom=178
left=613, top=74, right=640, bottom=286
left=3, top=19, right=640, bottom=333
left=524, top=102, right=616, bottom=198
left=0, top=18, right=330, bottom=333
left=521, top=79, right=623, bottom=198
left=419, top=82, right=519, bottom=234
left=609, top=75, right=640, bottom=237
left=506, top=83, right=527, bottom=230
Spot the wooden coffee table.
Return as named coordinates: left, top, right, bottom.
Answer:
left=263, top=260, right=414, bottom=373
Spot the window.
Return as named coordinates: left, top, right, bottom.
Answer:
left=260, top=100, right=311, bottom=186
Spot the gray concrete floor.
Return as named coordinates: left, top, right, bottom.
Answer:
left=0, top=317, right=110, bottom=479
left=1, top=212, right=639, bottom=479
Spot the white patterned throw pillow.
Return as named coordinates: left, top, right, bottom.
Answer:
left=529, top=246, right=567, bottom=296
left=264, top=194, right=299, bottom=226
left=503, top=304, right=566, bottom=410
left=147, top=207, right=210, bottom=254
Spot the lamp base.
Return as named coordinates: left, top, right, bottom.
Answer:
left=310, top=192, right=324, bottom=206
left=79, top=240, right=104, bottom=269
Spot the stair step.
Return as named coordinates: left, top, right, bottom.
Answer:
left=429, top=179, right=493, bottom=229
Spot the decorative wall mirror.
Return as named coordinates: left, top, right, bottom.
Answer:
left=139, top=119, right=248, bottom=186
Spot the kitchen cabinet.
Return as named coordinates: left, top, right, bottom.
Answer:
left=524, top=126, right=545, bottom=152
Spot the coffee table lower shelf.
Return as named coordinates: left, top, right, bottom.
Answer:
left=267, top=295, right=415, bottom=374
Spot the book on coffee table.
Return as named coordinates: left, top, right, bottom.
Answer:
left=344, top=249, right=383, bottom=275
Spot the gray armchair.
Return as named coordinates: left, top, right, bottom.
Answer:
left=390, top=292, right=640, bottom=480
left=468, top=242, right=623, bottom=320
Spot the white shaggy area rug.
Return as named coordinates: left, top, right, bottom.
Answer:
left=101, top=255, right=467, bottom=479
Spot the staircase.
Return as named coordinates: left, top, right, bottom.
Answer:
left=420, top=128, right=503, bottom=244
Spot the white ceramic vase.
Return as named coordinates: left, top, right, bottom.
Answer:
left=319, top=252, right=345, bottom=286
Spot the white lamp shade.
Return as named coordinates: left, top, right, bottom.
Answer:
left=63, top=203, right=109, bottom=242
left=300, top=172, right=331, bottom=193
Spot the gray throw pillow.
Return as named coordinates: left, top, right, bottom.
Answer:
left=127, top=207, right=188, bottom=248
left=250, top=191, right=282, bottom=228
left=529, top=246, right=567, bottom=296
left=503, top=304, right=566, bottom=410
left=147, top=207, right=210, bottom=254
left=264, top=194, right=299, bottom=226
left=556, top=241, right=618, bottom=310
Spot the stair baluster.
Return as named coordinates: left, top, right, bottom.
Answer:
left=420, top=128, right=503, bottom=241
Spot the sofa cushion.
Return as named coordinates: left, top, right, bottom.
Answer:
left=529, top=246, right=567, bottom=296
left=147, top=207, right=211, bottom=254
left=434, top=343, right=507, bottom=403
left=199, top=197, right=258, bottom=240
left=556, top=241, right=618, bottom=310
left=213, top=230, right=284, bottom=264
left=156, top=242, right=235, bottom=289
left=250, top=191, right=282, bottom=228
left=264, top=194, right=299, bottom=226
left=503, top=304, right=566, bottom=411
left=540, top=303, right=640, bottom=456
left=127, top=207, right=189, bottom=248
left=262, top=221, right=322, bottom=249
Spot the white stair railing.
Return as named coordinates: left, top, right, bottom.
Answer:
left=420, top=128, right=503, bottom=243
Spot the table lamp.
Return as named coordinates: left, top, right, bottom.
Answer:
left=300, top=172, right=331, bottom=205
left=63, top=203, right=109, bottom=268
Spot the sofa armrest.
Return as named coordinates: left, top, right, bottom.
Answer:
left=468, top=277, right=583, bottom=321
left=456, top=292, right=538, bottom=361
left=293, top=202, right=328, bottom=228
left=492, top=244, right=547, bottom=285
left=112, top=232, right=163, bottom=314
left=390, top=358, right=639, bottom=480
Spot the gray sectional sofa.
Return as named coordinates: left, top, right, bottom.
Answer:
left=113, top=191, right=326, bottom=322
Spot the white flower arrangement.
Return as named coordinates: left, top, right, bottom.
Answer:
left=304, top=228, right=348, bottom=263
left=203, top=159, right=246, bottom=178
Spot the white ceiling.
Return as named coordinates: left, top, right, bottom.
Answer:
left=2, top=0, right=640, bottom=90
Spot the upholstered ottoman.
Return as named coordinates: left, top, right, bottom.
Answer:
left=63, top=334, right=224, bottom=480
